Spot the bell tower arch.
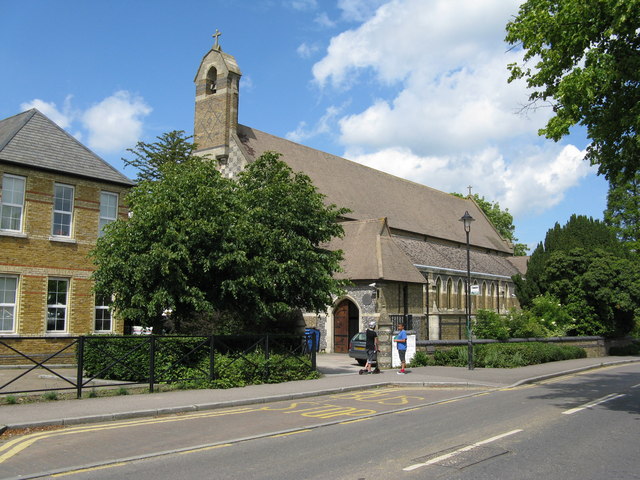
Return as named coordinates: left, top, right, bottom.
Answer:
left=193, top=29, right=241, bottom=163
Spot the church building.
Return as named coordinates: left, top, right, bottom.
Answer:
left=192, top=36, right=524, bottom=353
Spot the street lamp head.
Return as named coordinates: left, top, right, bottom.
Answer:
left=459, top=211, right=475, bottom=232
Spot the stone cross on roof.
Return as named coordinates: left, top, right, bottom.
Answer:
left=212, top=29, right=222, bottom=50
left=467, top=185, right=473, bottom=197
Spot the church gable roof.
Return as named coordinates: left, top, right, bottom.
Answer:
left=0, top=109, right=134, bottom=186
left=236, top=125, right=512, bottom=254
left=326, top=218, right=427, bottom=284
left=395, top=236, right=521, bottom=279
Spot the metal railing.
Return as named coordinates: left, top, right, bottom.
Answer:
left=0, top=333, right=317, bottom=398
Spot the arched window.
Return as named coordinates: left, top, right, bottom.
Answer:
left=481, top=281, right=488, bottom=309
left=446, top=278, right=453, bottom=309
left=490, top=282, right=496, bottom=310
left=206, top=67, right=217, bottom=94
left=457, top=279, right=464, bottom=309
left=435, top=277, right=442, bottom=308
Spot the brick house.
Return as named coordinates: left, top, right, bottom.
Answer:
left=0, top=109, right=133, bottom=337
left=192, top=38, right=525, bottom=353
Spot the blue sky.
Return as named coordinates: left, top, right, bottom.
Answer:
left=1, top=0, right=609, bottom=251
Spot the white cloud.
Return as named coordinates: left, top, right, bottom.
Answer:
left=81, top=91, right=152, bottom=153
left=297, top=42, right=320, bottom=59
left=304, top=0, right=598, bottom=223
left=286, top=105, right=343, bottom=142
left=337, top=0, right=389, bottom=22
left=289, top=0, right=317, bottom=11
left=344, top=143, right=595, bottom=218
left=314, top=12, right=336, bottom=28
left=20, top=96, right=74, bottom=128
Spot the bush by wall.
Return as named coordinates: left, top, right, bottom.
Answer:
left=410, top=342, right=586, bottom=368
left=80, top=335, right=319, bottom=388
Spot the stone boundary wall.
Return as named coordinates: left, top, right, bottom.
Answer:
left=417, top=336, right=609, bottom=358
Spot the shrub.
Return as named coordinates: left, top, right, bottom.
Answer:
left=474, top=310, right=510, bottom=340
left=427, top=342, right=586, bottom=368
left=80, top=335, right=318, bottom=388
left=409, top=351, right=433, bottom=367
left=528, top=294, right=575, bottom=336
left=507, top=309, right=551, bottom=338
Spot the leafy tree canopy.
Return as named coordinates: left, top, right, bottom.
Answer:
left=93, top=132, right=348, bottom=333
left=604, top=172, right=640, bottom=252
left=451, top=193, right=528, bottom=255
left=505, top=0, right=640, bottom=181
left=123, top=130, right=198, bottom=183
left=512, top=214, right=639, bottom=336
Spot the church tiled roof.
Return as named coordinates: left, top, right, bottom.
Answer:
left=0, top=109, right=134, bottom=186
left=325, top=218, right=427, bottom=284
left=395, top=236, right=521, bottom=278
left=236, top=124, right=514, bottom=255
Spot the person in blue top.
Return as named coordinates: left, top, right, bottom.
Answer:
left=394, top=323, right=407, bottom=374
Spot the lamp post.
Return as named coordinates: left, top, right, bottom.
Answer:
left=459, top=211, right=475, bottom=370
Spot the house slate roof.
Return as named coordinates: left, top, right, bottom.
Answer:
left=236, top=125, right=513, bottom=254
left=506, top=255, right=529, bottom=276
left=0, top=109, right=134, bottom=186
left=395, top=236, right=521, bottom=279
left=325, top=218, right=427, bottom=284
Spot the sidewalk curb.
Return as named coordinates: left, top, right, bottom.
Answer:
left=509, top=358, right=640, bottom=388
left=3, top=358, right=638, bottom=432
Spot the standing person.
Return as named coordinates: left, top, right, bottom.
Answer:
left=394, top=323, right=407, bottom=374
left=360, top=321, right=379, bottom=374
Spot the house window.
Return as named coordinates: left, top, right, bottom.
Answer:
left=94, top=294, right=112, bottom=332
left=99, top=192, right=118, bottom=237
left=0, top=275, right=18, bottom=332
left=47, top=278, right=68, bottom=332
left=52, top=184, right=74, bottom=237
left=1, top=174, right=26, bottom=232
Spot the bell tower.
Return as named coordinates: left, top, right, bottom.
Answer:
left=193, top=30, right=241, bottom=162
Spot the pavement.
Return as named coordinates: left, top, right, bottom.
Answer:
left=1, top=354, right=638, bottom=433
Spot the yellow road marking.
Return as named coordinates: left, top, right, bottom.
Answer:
left=339, top=418, right=372, bottom=425
left=51, top=462, right=128, bottom=477
left=269, top=429, right=312, bottom=438
left=178, top=443, right=232, bottom=455
left=0, top=406, right=259, bottom=464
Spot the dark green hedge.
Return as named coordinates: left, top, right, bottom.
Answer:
left=79, top=335, right=318, bottom=387
left=411, top=342, right=587, bottom=368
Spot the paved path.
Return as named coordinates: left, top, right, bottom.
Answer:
left=0, top=354, right=638, bottom=432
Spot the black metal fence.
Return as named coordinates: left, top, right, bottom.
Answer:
left=389, top=314, right=415, bottom=332
left=0, top=333, right=317, bottom=399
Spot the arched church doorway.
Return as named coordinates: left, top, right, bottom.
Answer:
left=333, top=299, right=359, bottom=353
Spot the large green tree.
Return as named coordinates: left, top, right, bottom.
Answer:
left=513, top=214, right=639, bottom=336
left=604, top=172, right=640, bottom=252
left=92, top=132, right=348, bottom=333
left=505, top=0, right=640, bottom=181
left=451, top=193, right=528, bottom=255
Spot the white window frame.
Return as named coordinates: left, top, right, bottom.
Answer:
left=46, top=278, right=69, bottom=332
left=99, top=191, right=118, bottom=237
left=52, top=183, right=74, bottom=237
left=0, top=275, right=18, bottom=333
left=1, top=174, right=26, bottom=233
left=94, top=294, right=113, bottom=332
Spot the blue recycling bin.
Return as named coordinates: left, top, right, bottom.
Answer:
left=305, top=328, right=321, bottom=352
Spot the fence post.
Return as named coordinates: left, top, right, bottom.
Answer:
left=76, top=336, right=84, bottom=399
left=149, top=335, right=156, bottom=393
left=264, top=335, right=270, bottom=382
left=311, top=333, right=317, bottom=371
left=209, top=335, right=215, bottom=381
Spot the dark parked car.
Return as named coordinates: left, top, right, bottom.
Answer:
left=348, top=331, right=367, bottom=366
